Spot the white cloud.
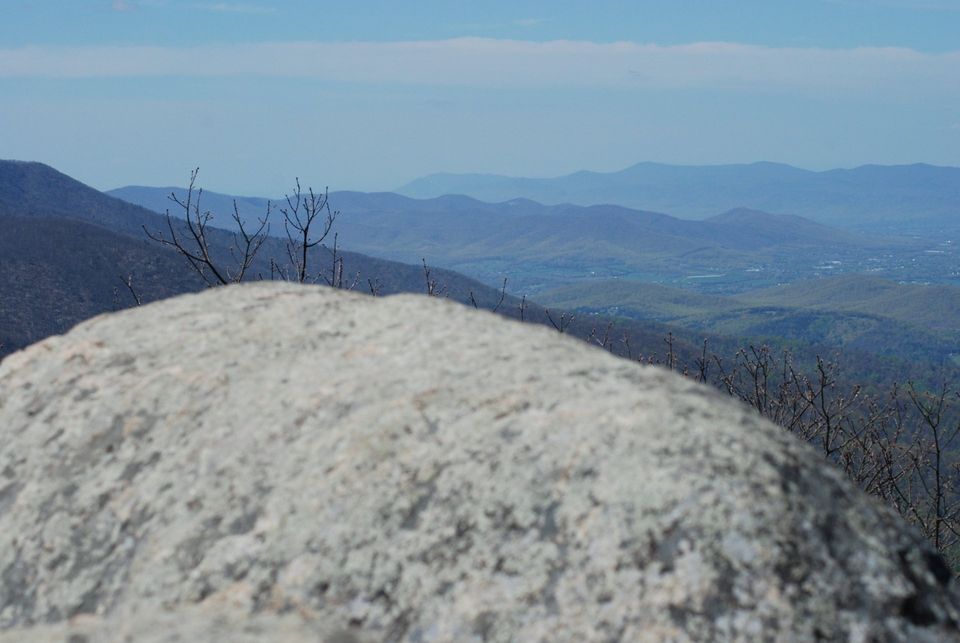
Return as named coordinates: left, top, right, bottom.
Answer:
left=0, top=38, right=957, bottom=95
left=111, top=0, right=133, bottom=11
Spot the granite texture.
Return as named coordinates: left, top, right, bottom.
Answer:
left=0, top=282, right=957, bottom=641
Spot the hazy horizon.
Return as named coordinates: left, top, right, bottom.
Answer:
left=91, top=158, right=959, bottom=199
left=2, top=1, right=959, bottom=195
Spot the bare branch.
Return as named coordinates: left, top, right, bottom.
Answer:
left=118, top=274, right=142, bottom=306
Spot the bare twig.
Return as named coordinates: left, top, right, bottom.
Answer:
left=118, top=274, right=143, bottom=306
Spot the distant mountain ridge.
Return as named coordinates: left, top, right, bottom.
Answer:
left=109, top=185, right=894, bottom=293
left=110, top=184, right=867, bottom=249
left=395, top=161, right=960, bottom=234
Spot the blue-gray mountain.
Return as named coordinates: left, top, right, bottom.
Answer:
left=109, top=185, right=934, bottom=295
left=108, top=181, right=960, bottom=374
left=395, top=161, right=960, bottom=237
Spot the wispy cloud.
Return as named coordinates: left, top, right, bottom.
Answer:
left=0, top=39, right=957, bottom=96
left=111, top=0, right=133, bottom=11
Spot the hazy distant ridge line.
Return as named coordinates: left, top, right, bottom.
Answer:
left=395, top=161, right=960, bottom=230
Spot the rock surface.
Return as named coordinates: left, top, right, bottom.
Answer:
left=0, top=282, right=958, bottom=642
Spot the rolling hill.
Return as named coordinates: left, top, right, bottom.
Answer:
left=739, top=274, right=960, bottom=336
left=536, top=280, right=740, bottom=320
left=109, top=185, right=908, bottom=294
left=537, top=276, right=960, bottom=368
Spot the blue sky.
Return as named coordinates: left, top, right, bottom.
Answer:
left=1, top=0, right=959, bottom=195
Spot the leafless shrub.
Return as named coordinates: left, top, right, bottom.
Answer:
left=280, top=180, right=339, bottom=284
left=145, top=168, right=269, bottom=286
left=146, top=169, right=351, bottom=289
left=544, top=308, right=574, bottom=333
left=421, top=258, right=447, bottom=297
left=687, top=341, right=960, bottom=570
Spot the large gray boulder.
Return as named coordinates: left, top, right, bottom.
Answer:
left=0, top=282, right=957, bottom=642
